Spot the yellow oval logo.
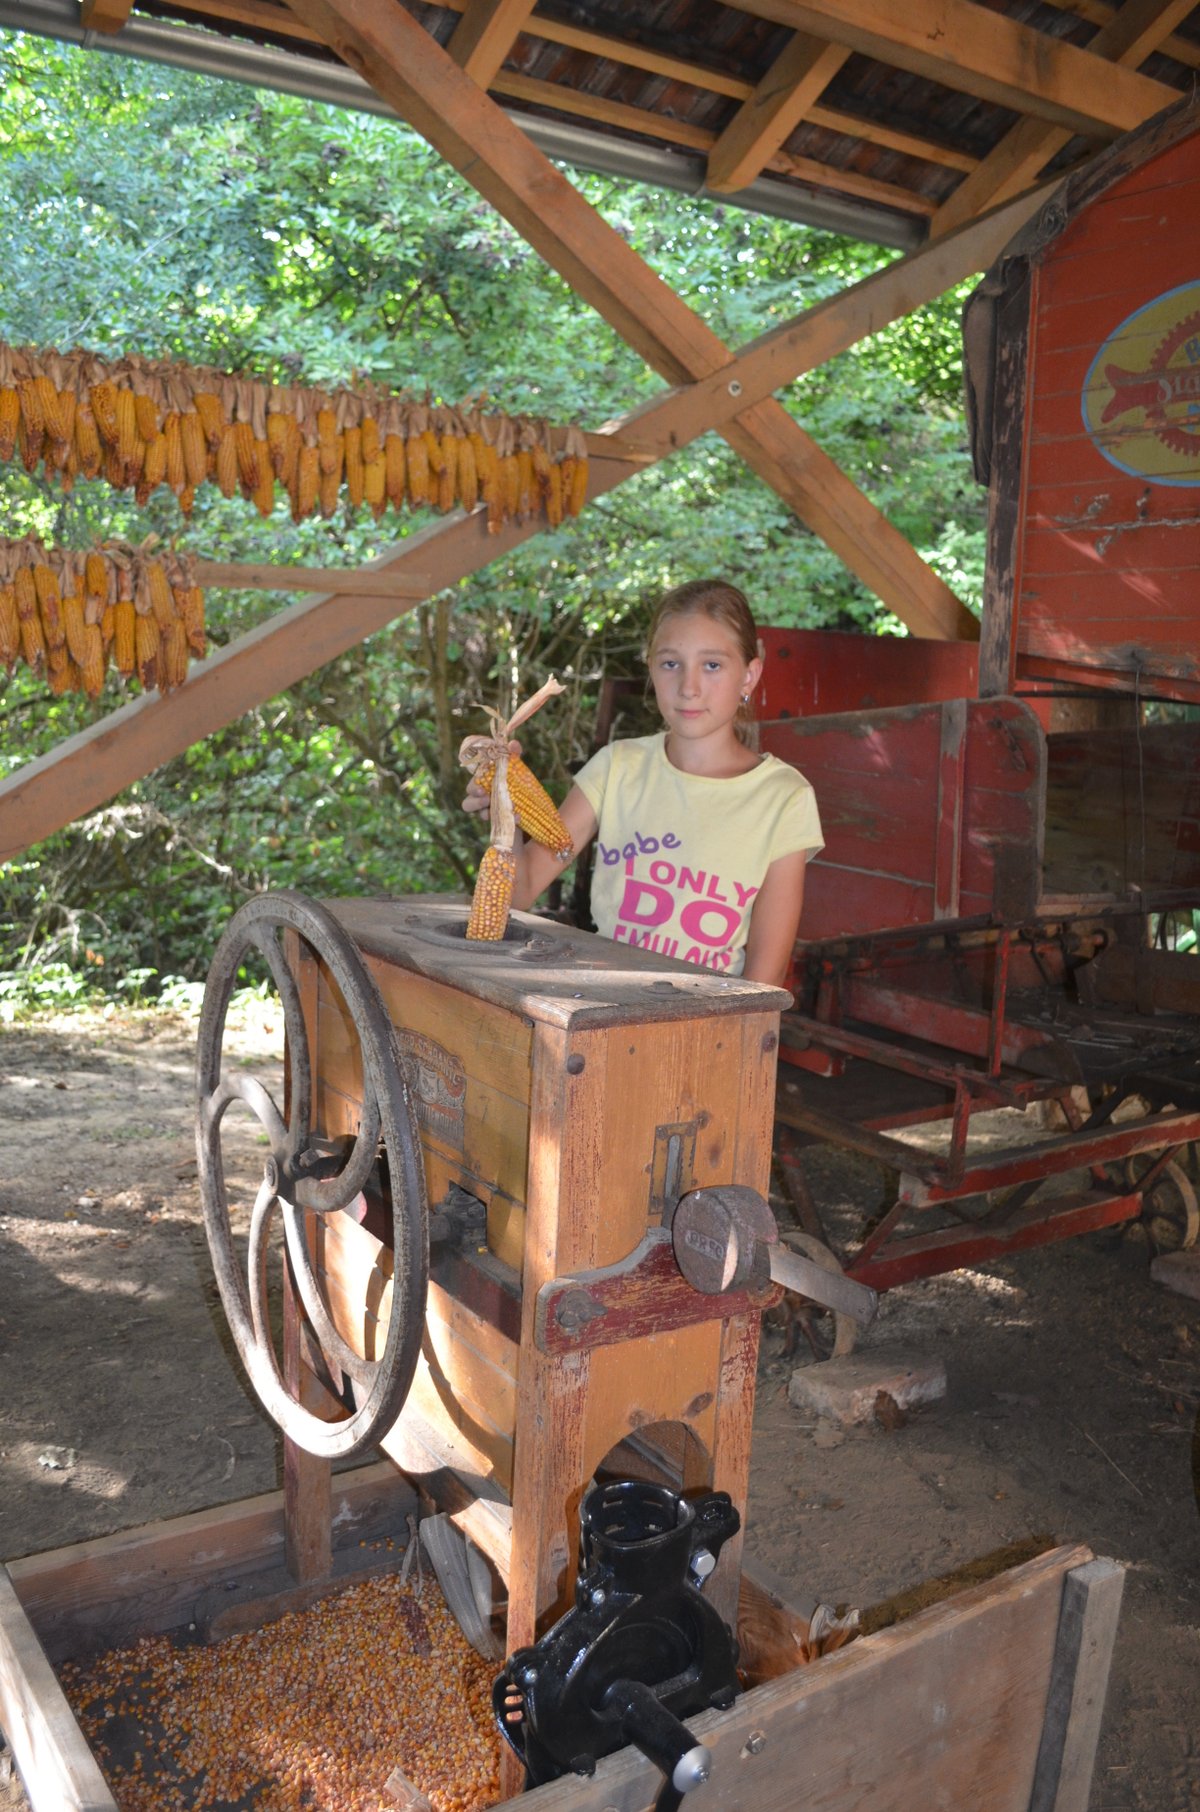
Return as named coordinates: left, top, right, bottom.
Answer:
left=1082, top=280, right=1200, bottom=486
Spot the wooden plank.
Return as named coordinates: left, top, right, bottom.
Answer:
left=706, top=32, right=850, bottom=192
left=5, top=1461, right=411, bottom=1661
left=519, top=1543, right=1099, bottom=1812
left=1028, top=1558, right=1126, bottom=1812
left=733, top=0, right=1178, bottom=135
left=1046, top=0, right=1200, bottom=67
left=806, top=104, right=979, bottom=172
left=448, top=0, right=536, bottom=87
left=78, top=0, right=133, bottom=28
left=0, top=1569, right=116, bottom=1812
left=193, top=559, right=431, bottom=595
left=929, top=0, right=1198, bottom=238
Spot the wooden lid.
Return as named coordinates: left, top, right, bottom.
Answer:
left=327, top=896, right=790, bottom=1031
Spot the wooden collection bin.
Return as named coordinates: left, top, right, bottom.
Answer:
left=290, top=897, right=789, bottom=1652
left=0, top=1470, right=1123, bottom=1812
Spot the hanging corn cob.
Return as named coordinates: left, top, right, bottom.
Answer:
left=0, top=534, right=205, bottom=698
left=0, top=341, right=590, bottom=533
left=461, top=676, right=571, bottom=942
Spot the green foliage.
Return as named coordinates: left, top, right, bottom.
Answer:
left=0, top=27, right=989, bottom=995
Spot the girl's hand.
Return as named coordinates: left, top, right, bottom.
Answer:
left=462, top=738, right=522, bottom=817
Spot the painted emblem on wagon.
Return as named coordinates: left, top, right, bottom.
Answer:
left=394, top=1029, right=466, bottom=1149
left=1081, top=280, right=1200, bottom=486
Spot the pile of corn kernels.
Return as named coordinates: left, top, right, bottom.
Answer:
left=58, top=1570, right=501, bottom=1812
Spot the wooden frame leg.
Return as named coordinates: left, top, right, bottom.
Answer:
left=282, top=1262, right=332, bottom=1586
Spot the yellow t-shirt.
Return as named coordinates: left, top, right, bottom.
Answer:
left=574, top=733, right=823, bottom=976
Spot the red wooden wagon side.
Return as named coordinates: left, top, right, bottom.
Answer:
left=765, top=96, right=1200, bottom=1313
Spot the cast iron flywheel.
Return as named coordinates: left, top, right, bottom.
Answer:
left=195, top=891, right=429, bottom=1459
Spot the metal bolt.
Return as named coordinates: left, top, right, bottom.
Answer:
left=566, top=1053, right=586, bottom=1075
left=742, top=1730, right=767, bottom=1757
left=728, top=378, right=743, bottom=397
left=589, top=1585, right=606, bottom=1607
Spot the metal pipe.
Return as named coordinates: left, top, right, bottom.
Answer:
left=0, top=0, right=921, bottom=250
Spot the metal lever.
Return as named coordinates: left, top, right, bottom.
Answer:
left=671, top=1184, right=878, bottom=1329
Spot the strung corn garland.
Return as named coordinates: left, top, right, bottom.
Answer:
left=461, top=677, right=571, bottom=942
left=0, top=534, right=204, bottom=698
left=0, top=342, right=590, bottom=531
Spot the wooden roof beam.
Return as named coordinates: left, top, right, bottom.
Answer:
left=706, top=32, right=849, bottom=192
left=1045, top=0, right=1200, bottom=69
left=493, top=70, right=938, bottom=216
left=732, top=0, right=1178, bottom=136
left=447, top=0, right=536, bottom=89
left=0, top=182, right=1047, bottom=859
left=283, top=0, right=970, bottom=641
left=929, top=0, right=1200, bottom=239
left=80, top=0, right=135, bottom=29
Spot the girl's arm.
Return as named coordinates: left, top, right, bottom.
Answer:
left=511, top=783, right=598, bottom=910
left=741, top=849, right=808, bottom=989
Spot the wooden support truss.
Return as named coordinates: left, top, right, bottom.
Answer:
left=0, top=128, right=1051, bottom=863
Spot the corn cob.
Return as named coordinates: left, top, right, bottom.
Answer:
left=146, top=561, right=177, bottom=630
left=0, top=387, right=19, bottom=462
left=100, top=603, right=115, bottom=649
left=0, top=584, right=18, bottom=667
left=384, top=432, right=407, bottom=509
left=18, top=378, right=45, bottom=453
left=88, top=381, right=119, bottom=446
left=80, top=623, right=105, bottom=697
left=142, top=430, right=167, bottom=494
left=134, top=611, right=159, bottom=690
left=437, top=432, right=458, bottom=513
left=62, top=593, right=89, bottom=665
left=113, top=598, right=136, bottom=675
left=164, top=412, right=186, bottom=492
left=194, top=390, right=224, bottom=449
left=406, top=431, right=430, bottom=506
left=470, top=754, right=572, bottom=860
left=73, top=403, right=101, bottom=479
left=160, top=619, right=188, bottom=689
left=115, top=387, right=138, bottom=467
left=457, top=434, right=479, bottom=512
left=316, top=407, right=341, bottom=476
left=232, top=419, right=260, bottom=493
left=215, top=423, right=239, bottom=498
left=180, top=586, right=206, bottom=656
left=361, top=414, right=382, bottom=465
left=292, top=443, right=319, bottom=523
left=343, top=424, right=365, bottom=509
left=133, top=391, right=159, bottom=443
left=364, top=450, right=386, bottom=517
left=18, top=609, right=46, bottom=669
left=466, top=845, right=516, bottom=941
left=33, top=564, right=64, bottom=648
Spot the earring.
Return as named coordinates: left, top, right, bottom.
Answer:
left=740, top=692, right=750, bottom=704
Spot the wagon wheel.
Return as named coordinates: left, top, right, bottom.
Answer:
left=196, top=890, right=429, bottom=1460
left=1124, top=1154, right=1200, bottom=1256
left=775, top=1230, right=862, bottom=1361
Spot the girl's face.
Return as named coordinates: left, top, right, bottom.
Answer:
left=648, top=610, right=762, bottom=744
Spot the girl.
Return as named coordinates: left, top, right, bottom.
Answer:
left=465, top=579, right=823, bottom=987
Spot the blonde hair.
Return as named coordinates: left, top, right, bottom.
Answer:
left=645, top=579, right=761, bottom=745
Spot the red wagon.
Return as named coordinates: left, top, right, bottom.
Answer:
left=765, top=97, right=1200, bottom=1315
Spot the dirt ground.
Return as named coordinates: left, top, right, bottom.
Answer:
left=0, top=1006, right=1197, bottom=1810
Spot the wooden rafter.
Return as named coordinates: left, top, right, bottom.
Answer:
left=0, top=185, right=1049, bottom=861
left=705, top=33, right=850, bottom=193
left=1045, top=0, right=1200, bottom=69
left=159, top=0, right=985, bottom=179
left=929, top=0, right=1199, bottom=239
left=79, top=0, right=135, bottom=29
left=447, top=0, right=536, bottom=89
left=491, top=69, right=938, bottom=215
left=282, top=0, right=970, bottom=633
left=731, top=0, right=1177, bottom=136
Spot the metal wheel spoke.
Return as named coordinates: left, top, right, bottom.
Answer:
left=281, top=1201, right=374, bottom=1389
